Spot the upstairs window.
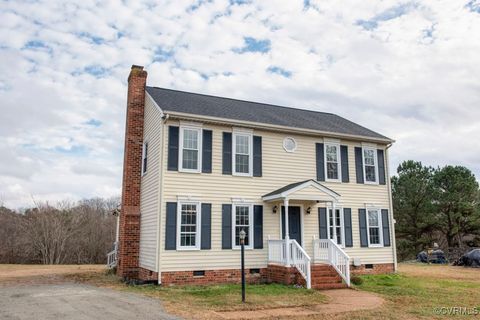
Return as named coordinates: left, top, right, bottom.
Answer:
left=141, top=141, right=148, bottom=175
left=233, top=132, right=252, bottom=176
left=325, top=143, right=341, bottom=181
left=367, top=208, right=382, bottom=247
left=177, top=202, right=201, bottom=250
left=363, top=147, right=378, bottom=183
left=179, top=126, right=202, bottom=172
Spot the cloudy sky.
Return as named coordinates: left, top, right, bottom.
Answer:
left=1, top=0, right=479, bottom=208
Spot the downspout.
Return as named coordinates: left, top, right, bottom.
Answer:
left=156, top=113, right=169, bottom=284
left=385, top=143, right=398, bottom=272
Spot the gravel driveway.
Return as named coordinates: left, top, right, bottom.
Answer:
left=0, top=283, right=180, bottom=320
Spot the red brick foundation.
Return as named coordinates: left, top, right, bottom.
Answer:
left=117, top=65, right=147, bottom=280
left=139, top=267, right=159, bottom=282
left=266, top=264, right=305, bottom=286
left=161, top=268, right=268, bottom=286
left=350, top=263, right=395, bottom=275
left=133, top=263, right=394, bottom=286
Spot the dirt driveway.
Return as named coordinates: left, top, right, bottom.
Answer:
left=0, top=265, right=180, bottom=320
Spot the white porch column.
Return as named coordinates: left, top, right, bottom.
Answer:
left=115, top=214, right=120, bottom=244
left=284, top=198, right=290, bottom=266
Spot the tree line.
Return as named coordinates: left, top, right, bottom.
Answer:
left=0, top=197, right=118, bottom=264
left=392, top=161, right=480, bottom=261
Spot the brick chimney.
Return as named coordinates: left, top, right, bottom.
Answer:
left=117, top=65, right=147, bottom=279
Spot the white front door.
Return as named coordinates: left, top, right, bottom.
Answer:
left=328, top=208, right=344, bottom=246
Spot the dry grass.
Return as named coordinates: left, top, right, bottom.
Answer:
left=0, top=264, right=105, bottom=279
left=0, top=264, right=106, bottom=286
left=343, top=263, right=480, bottom=320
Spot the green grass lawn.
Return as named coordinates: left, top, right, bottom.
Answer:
left=351, top=264, right=480, bottom=319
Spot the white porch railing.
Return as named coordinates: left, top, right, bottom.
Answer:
left=268, top=239, right=311, bottom=289
left=107, top=241, right=118, bottom=269
left=268, top=239, right=287, bottom=265
left=313, top=239, right=350, bottom=287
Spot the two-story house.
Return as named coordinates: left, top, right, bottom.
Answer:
left=115, top=65, right=397, bottom=289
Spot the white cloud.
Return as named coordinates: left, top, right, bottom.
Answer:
left=0, top=0, right=479, bottom=207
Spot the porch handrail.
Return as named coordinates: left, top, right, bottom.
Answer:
left=107, top=241, right=118, bottom=269
left=289, top=239, right=311, bottom=289
left=313, top=239, right=350, bottom=287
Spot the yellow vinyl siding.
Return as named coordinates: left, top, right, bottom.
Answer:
left=157, top=120, right=393, bottom=271
left=139, top=96, right=162, bottom=271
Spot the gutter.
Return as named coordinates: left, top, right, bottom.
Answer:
left=166, top=111, right=395, bottom=145
left=385, top=143, right=398, bottom=272
left=156, top=113, right=169, bottom=285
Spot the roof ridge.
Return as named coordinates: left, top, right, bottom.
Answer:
left=146, top=86, right=338, bottom=117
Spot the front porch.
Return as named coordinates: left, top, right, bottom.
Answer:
left=267, top=238, right=350, bottom=289
left=262, top=180, right=351, bottom=289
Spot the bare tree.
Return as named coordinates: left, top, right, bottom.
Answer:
left=0, top=197, right=120, bottom=265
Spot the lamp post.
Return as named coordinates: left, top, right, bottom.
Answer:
left=239, top=229, right=246, bottom=303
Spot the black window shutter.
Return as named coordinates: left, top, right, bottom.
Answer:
left=165, top=202, right=177, bottom=250
left=253, top=205, right=263, bottom=249
left=359, top=209, right=368, bottom=247
left=318, top=207, right=328, bottom=239
left=316, top=143, right=325, bottom=181
left=222, top=132, right=232, bottom=175
left=355, top=147, right=364, bottom=184
left=202, top=130, right=212, bottom=173
left=253, top=136, right=262, bottom=177
left=381, top=209, right=391, bottom=247
left=340, top=145, right=349, bottom=183
left=167, top=126, right=179, bottom=171
left=343, top=208, right=353, bottom=247
left=222, top=204, right=232, bottom=249
left=201, top=203, right=211, bottom=249
left=377, top=149, right=386, bottom=185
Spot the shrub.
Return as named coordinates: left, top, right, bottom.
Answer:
left=351, top=276, right=363, bottom=285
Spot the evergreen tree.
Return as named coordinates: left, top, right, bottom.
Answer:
left=433, top=165, right=480, bottom=247
left=392, top=161, right=436, bottom=259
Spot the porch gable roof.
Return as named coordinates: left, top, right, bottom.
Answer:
left=262, top=179, right=340, bottom=202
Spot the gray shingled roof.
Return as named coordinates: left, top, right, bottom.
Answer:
left=262, top=179, right=340, bottom=198
left=146, top=86, right=392, bottom=141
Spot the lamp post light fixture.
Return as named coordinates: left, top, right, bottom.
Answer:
left=239, top=229, right=246, bottom=303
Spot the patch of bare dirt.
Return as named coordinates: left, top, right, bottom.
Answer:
left=214, top=289, right=384, bottom=319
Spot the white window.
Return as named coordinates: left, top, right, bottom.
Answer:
left=177, top=201, right=201, bottom=250
left=363, top=147, right=378, bottom=184
left=232, top=203, right=253, bottom=249
left=179, top=126, right=202, bottom=172
left=366, top=208, right=383, bottom=247
left=141, top=141, right=148, bottom=175
left=325, top=143, right=341, bottom=181
left=327, top=208, right=344, bottom=247
left=233, top=132, right=252, bottom=176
